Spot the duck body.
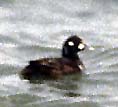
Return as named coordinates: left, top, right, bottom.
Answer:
left=21, top=35, right=86, bottom=80
left=21, top=57, right=84, bottom=80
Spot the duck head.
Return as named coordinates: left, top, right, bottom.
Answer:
left=62, top=35, right=86, bottom=59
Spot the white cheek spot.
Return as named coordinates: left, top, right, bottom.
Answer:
left=68, top=41, right=74, bottom=46
left=78, top=43, right=85, bottom=50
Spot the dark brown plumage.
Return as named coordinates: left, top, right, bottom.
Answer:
left=20, top=35, right=86, bottom=80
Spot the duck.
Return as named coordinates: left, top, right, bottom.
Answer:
left=20, top=35, right=86, bottom=80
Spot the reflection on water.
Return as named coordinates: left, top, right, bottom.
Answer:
left=0, top=0, right=118, bottom=107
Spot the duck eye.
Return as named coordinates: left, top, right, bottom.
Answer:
left=78, top=43, right=85, bottom=50
left=68, top=41, right=74, bottom=46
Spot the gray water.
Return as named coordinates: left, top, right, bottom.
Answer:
left=0, top=0, right=118, bottom=107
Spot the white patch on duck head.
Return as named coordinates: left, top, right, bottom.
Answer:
left=68, top=41, right=74, bottom=46
left=78, top=43, right=85, bottom=50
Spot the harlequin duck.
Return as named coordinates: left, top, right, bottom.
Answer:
left=21, top=35, right=86, bottom=80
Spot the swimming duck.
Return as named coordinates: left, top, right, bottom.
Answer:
left=21, top=35, right=86, bottom=80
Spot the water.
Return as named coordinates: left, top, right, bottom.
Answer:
left=0, top=0, right=118, bottom=107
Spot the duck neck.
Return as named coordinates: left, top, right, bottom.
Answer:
left=62, top=46, right=80, bottom=60
left=63, top=53, right=79, bottom=60
left=62, top=50, right=79, bottom=60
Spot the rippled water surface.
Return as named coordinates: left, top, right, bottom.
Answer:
left=0, top=0, right=118, bottom=107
